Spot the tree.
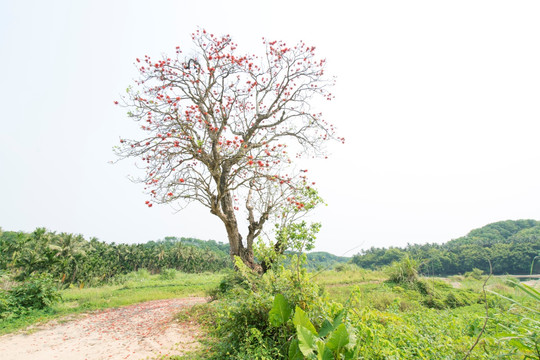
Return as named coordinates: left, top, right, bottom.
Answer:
left=114, top=29, right=341, bottom=273
left=48, top=233, right=89, bottom=283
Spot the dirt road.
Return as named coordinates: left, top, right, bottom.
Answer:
left=0, top=297, right=207, bottom=360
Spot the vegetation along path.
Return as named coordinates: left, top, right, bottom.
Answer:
left=0, top=297, right=207, bottom=360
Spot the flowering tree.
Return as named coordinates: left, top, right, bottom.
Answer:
left=115, top=29, right=342, bottom=273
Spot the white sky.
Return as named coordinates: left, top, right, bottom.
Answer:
left=1, top=0, right=539, bottom=256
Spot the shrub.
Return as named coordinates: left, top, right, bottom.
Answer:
left=334, top=263, right=360, bottom=272
left=8, top=273, right=61, bottom=310
left=205, top=255, right=327, bottom=359
left=207, top=270, right=249, bottom=300
left=159, top=268, right=178, bottom=280
left=464, top=268, right=484, bottom=280
left=134, top=268, right=151, bottom=279
left=0, top=290, right=11, bottom=318
left=385, top=255, right=419, bottom=284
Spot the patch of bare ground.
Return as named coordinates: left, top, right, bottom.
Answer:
left=0, top=297, right=207, bottom=360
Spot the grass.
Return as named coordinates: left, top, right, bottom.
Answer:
left=178, top=267, right=532, bottom=359
left=146, top=268, right=540, bottom=359
left=0, top=270, right=225, bottom=335
left=310, top=268, right=531, bottom=316
left=311, top=268, right=386, bottom=303
left=3, top=265, right=537, bottom=359
left=310, top=270, right=539, bottom=358
left=59, top=271, right=222, bottom=309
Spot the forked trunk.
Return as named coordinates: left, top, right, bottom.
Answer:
left=223, top=217, right=263, bottom=274
left=213, top=166, right=264, bottom=273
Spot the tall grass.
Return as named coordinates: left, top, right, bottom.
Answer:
left=385, top=255, right=419, bottom=284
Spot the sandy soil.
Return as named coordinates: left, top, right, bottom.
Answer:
left=522, top=279, right=540, bottom=287
left=0, top=297, right=208, bottom=360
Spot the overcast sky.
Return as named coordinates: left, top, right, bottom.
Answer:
left=1, top=0, right=539, bottom=256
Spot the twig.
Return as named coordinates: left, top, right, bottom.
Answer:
left=463, top=259, right=492, bottom=360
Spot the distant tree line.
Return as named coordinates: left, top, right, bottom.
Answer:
left=288, top=251, right=350, bottom=271
left=0, top=228, right=231, bottom=286
left=351, top=220, right=540, bottom=276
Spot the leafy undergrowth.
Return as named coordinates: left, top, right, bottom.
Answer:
left=175, top=258, right=536, bottom=359
left=3, top=261, right=538, bottom=358
left=0, top=269, right=224, bottom=334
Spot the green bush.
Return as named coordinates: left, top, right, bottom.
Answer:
left=385, top=255, right=419, bottom=285
left=8, top=273, right=61, bottom=310
left=334, top=263, right=360, bottom=272
left=0, top=290, right=11, bottom=317
left=205, top=255, right=327, bottom=359
left=134, top=268, right=151, bottom=279
left=464, top=268, right=484, bottom=280
left=207, top=270, right=249, bottom=300
left=159, top=268, right=178, bottom=280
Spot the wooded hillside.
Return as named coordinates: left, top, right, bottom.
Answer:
left=351, top=220, right=540, bottom=275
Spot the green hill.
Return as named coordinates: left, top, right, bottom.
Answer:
left=351, top=219, right=540, bottom=275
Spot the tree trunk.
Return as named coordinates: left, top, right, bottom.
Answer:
left=219, top=193, right=263, bottom=274
left=226, top=227, right=262, bottom=274
left=212, top=165, right=263, bottom=274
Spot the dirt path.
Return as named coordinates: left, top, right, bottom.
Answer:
left=0, top=297, right=208, bottom=360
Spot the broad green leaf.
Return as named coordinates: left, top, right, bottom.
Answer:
left=293, top=306, right=317, bottom=335
left=269, top=294, right=292, bottom=327
left=288, top=339, right=303, bottom=360
left=297, top=325, right=318, bottom=357
left=344, top=348, right=356, bottom=360
left=322, top=347, right=334, bottom=360
left=316, top=341, right=334, bottom=360
left=326, top=323, right=350, bottom=351
left=318, top=319, right=334, bottom=337
left=333, top=309, right=345, bottom=328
